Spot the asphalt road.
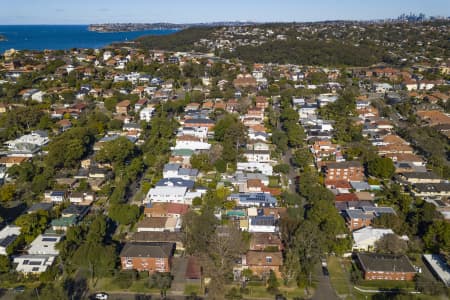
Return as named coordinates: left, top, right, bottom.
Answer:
left=311, top=264, right=339, bottom=300
left=101, top=293, right=197, bottom=300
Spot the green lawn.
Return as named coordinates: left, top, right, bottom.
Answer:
left=268, top=176, right=280, bottom=187
left=93, top=277, right=159, bottom=294
left=327, top=256, right=353, bottom=299
left=356, top=279, right=415, bottom=290
left=184, top=284, right=202, bottom=296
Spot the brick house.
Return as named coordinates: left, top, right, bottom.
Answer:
left=233, top=74, right=257, bottom=89
left=344, top=207, right=396, bottom=231
left=120, top=242, right=175, bottom=273
left=323, top=161, right=364, bottom=182
left=116, top=100, right=131, bottom=115
left=356, top=253, right=416, bottom=281
left=255, top=97, right=269, bottom=110
left=249, top=233, right=283, bottom=251
left=243, top=251, right=283, bottom=278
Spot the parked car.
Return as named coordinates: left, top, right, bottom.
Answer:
left=94, top=292, right=108, bottom=300
left=13, top=286, right=25, bottom=293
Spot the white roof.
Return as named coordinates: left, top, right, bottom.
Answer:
left=28, top=234, right=62, bottom=255
left=423, top=254, right=450, bottom=287
left=0, top=225, right=21, bottom=239
left=353, top=226, right=394, bottom=246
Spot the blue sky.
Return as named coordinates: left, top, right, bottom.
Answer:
left=1, top=0, right=449, bottom=24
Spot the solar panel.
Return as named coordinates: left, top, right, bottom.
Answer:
left=0, top=235, right=16, bottom=247
left=42, top=237, right=57, bottom=242
left=29, top=261, right=41, bottom=266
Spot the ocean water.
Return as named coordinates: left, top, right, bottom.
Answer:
left=0, top=25, right=177, bottom=52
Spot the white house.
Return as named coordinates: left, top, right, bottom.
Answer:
left=14, top=255, right=56, bottom=274
left=139, top=107, right=155, bottom=122
left=248, top=216, right=278, bottom=233
left=162, top=163, right=199, bottom=181
left=247, top=141, right=270, bottom=151
left=174, top=140, right=211, bottom=151
left=28, top=234, right=62, bottom=255
left=5, top=131, right=49, bottom=156
left=352, top=227, right=394, bottom=251
left=0, top=225, right=21, bottom=255
left=373, top=83, right=393, bottom=93
left=298, top=105, right=318, bottom=119
left=237, top=162, right=273, bottom=176
left=31, top=91, right=46, bottom=102
left=145, top=186, right=188, bottom=204
left=243, top=150, right=271, bottom=163
left=178, top=127, right=209, bottom=140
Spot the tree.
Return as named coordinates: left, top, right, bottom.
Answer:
left=423, top=220, right=450, bottom=253
left=190, top=153, right=213, bottom=172
left=45, top=127, right=94, bottom=169
left=96, top=136, right=137, bottom=168
left=273, top=164, right=290, bottom=174
left=202, top=224, right=246, bottom=299
left=375, top=234, right=408, bottom=255
left=372, top=214, right=405, bottom=235
left=86, top=215, right=108, bottom=244
left=368, top=157, right=395, bottom=179
left=0, top=184, right=16, bottom=202
left=15, top=210, right=49, bottom=243
left=266, top=270, right=280, bottom=294
left=182, top=209, right=218, bottom=254
left=71, top=241, right=116, bottom=279
left=148, top=272, right=172, bottom=297
left=0, top=255, right=10, bottom=273
left=114, top=270, right=137, bottom=289
left=285, top=220, right=325, bottom=286
left=214, top=114, right=247, bottom=164
left=108, top=204, right=140, bottom=225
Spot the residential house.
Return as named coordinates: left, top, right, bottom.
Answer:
left=120, top=242, right=175, bottom=273
left=45, top=190, right=67, bottom=203
left=423, top=254, right=450, bottom=287
left=248, top=216, right=278, bottom=233
left=0, top=225, right=21, bottom=255
left=243, top=150, right=271, bottom=163
left=399, top=172, right=442, bottom=184
left=249, top=233, right=282, bottom=251
left=131, top=232, right=184, bottom=251
left=136, top=217, right=180, bottom=232
left=5, top=131, right=49, bottom=157
left=344, top=206, right=396, bottom=231
left=352, top=227, right=395, bottom=252
left=162, top=163, right=199, bottom=181
left=144, top=203, right=189, bottom=218
left=233, top=74, right=257, bottom=89
left=412, top=183, right=450, bottom=198
left=228, top=193, right=277, bottom=207
left=237, top=162, right=273, bottom=176
left=356, top=253, right=416, bottom=281
left=140, top=107, right=155, bottom=122
left=116, top=100, right=131, bottom=115
left=14, top=255, right=56, bottom=274
left=243, top=251, right=283, bottom=278
left=323, top=161, right=364, bottom=182
left=28, top=234, right=62, bottom=255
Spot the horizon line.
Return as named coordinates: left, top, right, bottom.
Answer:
left=1, top=16, right=448, bottom=26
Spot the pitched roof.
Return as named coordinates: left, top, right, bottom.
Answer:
left=120, top=242, right=174, bottom=258
left=357, top=252, right=416, bottom=273
left=130, top=231, right=183, bottom=243
left=246, top=251, right=283, bottom=266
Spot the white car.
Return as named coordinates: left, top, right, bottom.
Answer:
left=95, top=293, right=108, bottom=300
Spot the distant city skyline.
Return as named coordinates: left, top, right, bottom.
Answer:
left=1, top=0, right=449, bottom=25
